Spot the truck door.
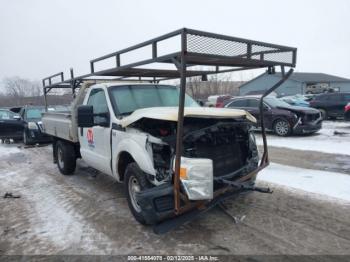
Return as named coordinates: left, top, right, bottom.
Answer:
left=80, top=88, right=112, bottom=175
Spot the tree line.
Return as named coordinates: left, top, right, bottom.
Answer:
left=0, top=75, right=246, bottom=107
left=0, top=76, right=72, bottom=107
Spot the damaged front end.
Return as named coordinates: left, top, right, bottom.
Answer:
left=131, top=116, right=260, bottom=225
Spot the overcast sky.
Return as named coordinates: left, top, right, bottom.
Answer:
left=0, top=0, right=349, bottom=86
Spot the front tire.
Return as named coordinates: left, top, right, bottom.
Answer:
left=56, top=140, right=76, bottom=175
left=319, top=109, right=327, bottom=120
left=124, top=162, right=152, bottom=225
left=23, top=130, right=32, bottom=145
left=273, top=119, right=291, bottom=136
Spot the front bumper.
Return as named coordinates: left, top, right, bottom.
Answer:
left=293, top=119, right=322, bottom=134
left=136, top=183, right=175, bottom=224
left=136, top=173, right=257, bottom=225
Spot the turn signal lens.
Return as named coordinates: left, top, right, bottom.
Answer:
left=180, top=167, right=187, bottom=179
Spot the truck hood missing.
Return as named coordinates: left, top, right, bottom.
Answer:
left=120, top=107, right=256, bottom=127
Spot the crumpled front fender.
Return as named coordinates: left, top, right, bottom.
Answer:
left=113, top=136, right=155, bottom=181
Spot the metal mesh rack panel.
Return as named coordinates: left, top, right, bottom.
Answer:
left=187, top=34, right=248, bottom=57
left=186, top=32, right=295, bottom=66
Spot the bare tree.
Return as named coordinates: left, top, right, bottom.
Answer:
left=1, top=77, right=43, bottom=106
left=186, top=71, right=244, bottom=100
left=3, top=77, right=42, bottom=97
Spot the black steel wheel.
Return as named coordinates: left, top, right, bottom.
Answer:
left=56, top=140, right=76, bottom=175
left=23, top=130, right=32, bottom=145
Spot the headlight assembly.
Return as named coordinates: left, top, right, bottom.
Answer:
left=173, top=157, right=213, bottom=200
left=28, top=122, right=38, bottom=130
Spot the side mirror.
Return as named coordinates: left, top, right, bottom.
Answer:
left=77, top=105, right=94, bottom=127
left=13, top=115, right=21, bottom=120
left=96, top=112, right=110, bottom=127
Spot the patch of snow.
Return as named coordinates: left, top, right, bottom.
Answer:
left=258, top=163, right=350, bottom=202
left=28, top=175, right=114, bottom=254
left=256, top=121, right=350, bottom=155
left=0, top=144, right=21, bottom=157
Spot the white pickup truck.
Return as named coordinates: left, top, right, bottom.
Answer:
left=42, top=82, right=259, bottom=225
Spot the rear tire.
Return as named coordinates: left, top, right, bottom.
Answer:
left=124, top=162, right=152, bottom=225
left=56, top=140, right=76, bottom=175
left=273, top=119, right=291, bottom=136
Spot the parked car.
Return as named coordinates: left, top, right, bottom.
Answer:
left=280, top=96, right=310, bottom=107
left=205, top=95, right=233, bottom=107
left=195, top=98, right=206, bottom=106
left=9, top=106, right=23, bottom=113
left=300, top=94, right=316, bottom=102
left=246, top=90, right=278, bottom=97
left=305, top=85, right=338, bottom=94
left=0, top=109, right=24, bottom=141
left=345, top=103, right=350, bottom=121
left=225, top=96, right=322, bottom=136
left=19, top=106, right=53, bottom=145
left=309, top=92, right=350, bottom=119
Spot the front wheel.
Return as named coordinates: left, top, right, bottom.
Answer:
left=273, top=119, right=291, bottom=136
left=23, top=130, right=32, bottom=145
left=56, top=140, right=76, bottom=175
left=124, top=162, right=152, bottom=225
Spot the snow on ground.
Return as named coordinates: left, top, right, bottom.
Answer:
left=256, top=121, right=350, bottom=155
left=0, top=144, right=21, bottom=157
left=258, top=163, right=350, bottom=202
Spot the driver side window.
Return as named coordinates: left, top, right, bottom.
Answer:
left=87, top=89, right=109, bottom=126
left=0, top=110, right=10, bottom=120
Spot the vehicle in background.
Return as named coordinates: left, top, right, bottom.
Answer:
left=205, top=95, right=218, bottom=107
left=280, top=95, right=310, bottom=107
left=300, top=94, right=316, bottom=102
left=19, top=106, right=53, bottom=145
left=246, top=90, right=278, bottom=97
left=205, top=95, right=233, bottom=107
left=225, top=96, right=322, bottom=136
left=195, top=98, right=206, bottom=106
left=309, top=92, right=350, bottom=119
left=0, top=109, right=24, bottom=141
left=8, top=107, right=23, bottom=114
left=305, top=84, right=339, bottom=94
left=345, top=103, right=350, bottom=121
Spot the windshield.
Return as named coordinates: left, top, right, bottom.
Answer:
left=264, top=97, right=291, bottom=108
left=109, top=85, right=199, bottom=115
left=26, top=108, right=45, bottom=120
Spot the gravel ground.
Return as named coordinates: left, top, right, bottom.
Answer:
left=0, top=142, right=350, bottom=255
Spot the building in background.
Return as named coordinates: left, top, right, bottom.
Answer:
left=239, top=72, right=350, bottom=96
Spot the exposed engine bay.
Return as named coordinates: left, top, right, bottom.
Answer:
left=130, top=117, right=259, bottom=192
